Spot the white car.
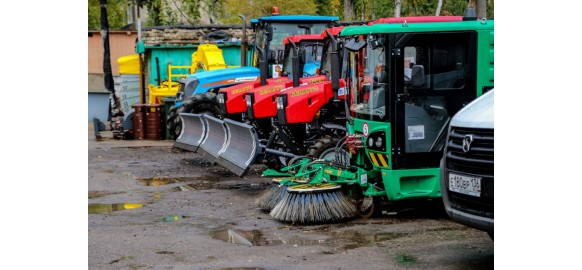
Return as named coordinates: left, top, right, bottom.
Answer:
left=440, top=89, right=494, bottom=239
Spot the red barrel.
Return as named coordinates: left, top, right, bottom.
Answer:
left=132, top=104, right=146, bottom=140
left=144, top=104, right=163, bottom=140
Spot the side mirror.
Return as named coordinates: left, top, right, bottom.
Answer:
left=311, top=45, right=317, bottom=61
left=277, top=50, right=284, bottom=63
left=410, top=65, right=425, bottom=88
left=268, top=50, right=276, bottom=64
left=345, top=38, right=366, bottom=52
left=266, top=26, right=273, bottom=41
left=299, top=47, right=307, bottom=65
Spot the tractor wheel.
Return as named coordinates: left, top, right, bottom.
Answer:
left=356, top=197, right=381, bottom=219
left=166, top=105, right=180, bottom=140
left=306, top=135, right=341, bottom=160
left=168, top=93, right=221, bottom=140
left=265, top=142, right=291, bottom=171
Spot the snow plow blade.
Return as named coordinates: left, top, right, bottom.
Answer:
left=217, top=119, right=263, bottom=177
left=197, top=114, right=229, bottom=164
left=173, top=113, right=207, bottom=152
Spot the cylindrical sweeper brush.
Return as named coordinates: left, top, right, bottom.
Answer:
left=255, top=157, right=313, bottom=211
left=269, top=183, right=358, bottom=224
left=255, top=178, right=288, bottom=211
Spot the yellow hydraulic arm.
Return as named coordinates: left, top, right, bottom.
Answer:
left=148, top=44, right=236, bottom=104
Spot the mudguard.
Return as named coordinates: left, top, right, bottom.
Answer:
left=173, top=113, right=207, bottom=152
left=219, top=77, right=290, bottom=114
left=247, top=81, right=294, bottom=119
left=280, top=81, right=335, bottom=124
left=247, top=75, right=329, bottom=120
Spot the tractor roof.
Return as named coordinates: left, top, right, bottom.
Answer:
left=320, top=26, right=345, bottom=38
left=250, top=15, right=339, bottom=24
left=283, top=34, right=324, bottom=44
left=341, top=19, right=493, bottom=36
left=368, top=16, right=463, bottom=26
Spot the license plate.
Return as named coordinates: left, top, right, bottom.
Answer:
left=448, top=173, right=481, bottom=197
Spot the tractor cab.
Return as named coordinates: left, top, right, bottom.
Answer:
left=250, top=12, right=339, bottom=83
left=218, top=34, right=326, bottom=120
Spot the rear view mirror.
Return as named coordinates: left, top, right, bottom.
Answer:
left=267, top=26, right=273, bottom=41
left=277, top=50, right=284, bottom=63
left=345, top=38, right=366, bottom=52
left=268, top=50, right=276, bottom=64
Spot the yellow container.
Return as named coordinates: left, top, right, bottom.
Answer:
left=118, top=54, right=140, bottom=74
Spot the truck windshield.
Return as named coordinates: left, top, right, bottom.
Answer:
left=252, top=27, right=267, bottom=67
left=270, top=23, right=329, bottom=54
left=253, top=21, right=331, bottom=72
left=349, top=41, right=387, bottom=121
left=282, top=42, right=323, bottom=79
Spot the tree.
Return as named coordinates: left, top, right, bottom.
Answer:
left=394, top=0, right=401, bottom=17
left=344, top=0, right=355, bottom=20
left=88, top=0, right=128, bottom=30
left=476, top=0, right=487, bottom=18
left=436, top=0, right=443, bottom=16
left=219, top=0, right=319, bottom=24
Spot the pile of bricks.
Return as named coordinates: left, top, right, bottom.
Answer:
left=142, top=25, right=254, bottom=46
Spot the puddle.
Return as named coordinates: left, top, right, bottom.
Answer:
left=210, top=228, right=407, bottom=250
left=178, top=182, right=268, bottom=191
left=211, top=230, right=254, bottom=246
left=159, top=215, right=190, bottom=222
left=395, top=254, right=418, bottom=265
left=88, top=191, right=126, bottom=199
left=137, top=176, right=220, bottom=186
left=109, top=256, right=134, bottom=264
left=212, top=267, right=265, bottom=270
left=89, top=203, right=144, bottom=214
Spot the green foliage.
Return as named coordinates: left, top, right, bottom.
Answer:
left=316, top=0, right=342, bottom=18
left=219, top=0, right=319, bottom=24
left=88, top=0, right=129, bottom=30
left=88, top=0, right=494, bottom=30
left=145, top=0, right=163, bottom=25
left=180, top=0, right=201, bottom=24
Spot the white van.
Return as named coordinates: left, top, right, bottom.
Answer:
left=440, top=89, right=494, bottom=239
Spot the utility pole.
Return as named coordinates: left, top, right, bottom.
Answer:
left=100, top=0, right=116, bottom=118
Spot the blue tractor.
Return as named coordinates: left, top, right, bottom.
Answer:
left=166, top=11, right=339, bottom=139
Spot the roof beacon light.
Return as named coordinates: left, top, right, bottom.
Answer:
left=271, top=6, right=280, bottom=16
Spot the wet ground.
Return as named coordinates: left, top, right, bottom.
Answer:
left=88, top=125, right=494, bottom=269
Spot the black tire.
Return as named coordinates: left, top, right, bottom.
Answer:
left=306, top=135, right=341, bottom=159
left=356, top=198, right=381, bottom=219
left=166, top=105, right=180, bottom=139
left=168, top=92, right=221, bottom=140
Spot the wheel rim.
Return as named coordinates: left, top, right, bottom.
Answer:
left=356, top=198, right=376, bottom=219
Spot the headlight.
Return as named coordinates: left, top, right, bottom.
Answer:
left=375, top=137, right=382, bottom=147
left=217, top=93, right=225, bottom=104
left=246, top=95, right=252, bottom=107
left=176, top=91, right=184, bottom=102
left=368, top=138, right=374, bottom=147
left=276, top=96, right=283, bottom=109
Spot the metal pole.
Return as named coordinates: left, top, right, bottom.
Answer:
left=238, top=14, right=247, bottom=67
left=100, top=0, right=116, bottom=119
